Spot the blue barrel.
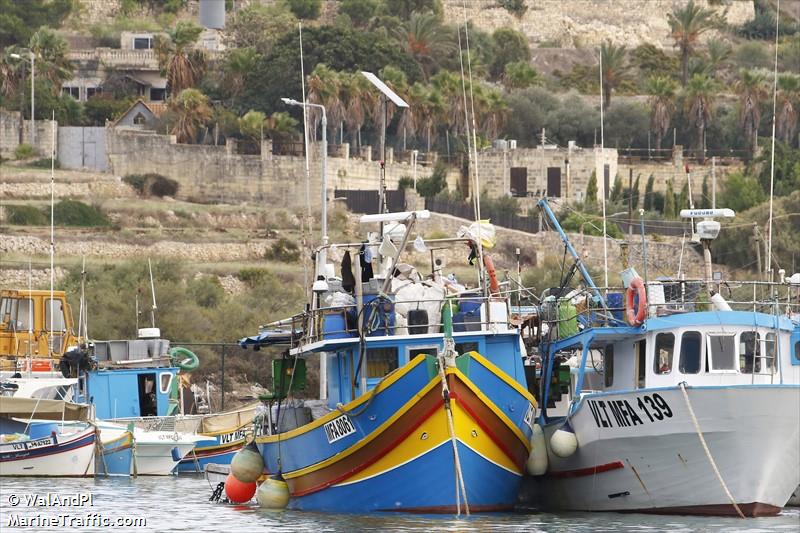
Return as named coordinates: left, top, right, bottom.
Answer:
left=606, top=292, right=624, bottom=323
left=323, top=311, right=350, bottom=339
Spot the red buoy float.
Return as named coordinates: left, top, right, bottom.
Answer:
left=625, top=277, right=648, bottom=326
left=225, top=473, right=257, bottom=503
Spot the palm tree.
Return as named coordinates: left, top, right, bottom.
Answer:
left=28, top=28, right=73, bottom=85
left=776, top=74, right=800, bottom=145
left=169, top=88, right=211, bottom=144
left=407, top=82, right=444, bottom=152
left=684, top=73, right=716, bottom=161
left=647, top=76, right=677, bottom=151
left=156, top=21, right=205, bottom=95
left=306, top=64, right=343, bottom=142
left=480, top=88, right=508, bottom=140
left=431, top=70, right=466, bottom=137
left=599, top=41, right=630, bottom=110
left=0, top=46, right=24, bottom=100
left=339, top=73, right=369, bottom=148
left=502, top=61, right=539, bottom=90
left=392, top=12, right=456, bottom=79
left=734, top=69, right=767, bottom=157
left=223, top=47, right=258, bottom=106
left=265, top=111, right=299, bottom=143
left=667, top=0, right=717, bottom=86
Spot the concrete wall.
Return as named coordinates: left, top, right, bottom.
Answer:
left=618, top=149, right=743, bottom=205
left=0, top=110, right=57, bottom=159
left=106, top=130, right=460, bottom=205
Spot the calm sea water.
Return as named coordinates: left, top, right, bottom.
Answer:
left=1, top=476, right=798, bottom=532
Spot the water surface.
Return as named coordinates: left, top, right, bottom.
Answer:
left=1, top=476, right=798, bottom=532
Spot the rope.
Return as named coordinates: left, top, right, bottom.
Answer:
left=678, top=382, right=745, bottom=519
left=437, top=350, right=470, bottom=516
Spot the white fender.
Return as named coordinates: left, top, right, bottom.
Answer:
left=525, top=423, right=548, bottom=475
left=550, top=421, right=578, bottom=458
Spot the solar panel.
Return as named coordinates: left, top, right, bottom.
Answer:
left=361, top=71, right=409, bottom=108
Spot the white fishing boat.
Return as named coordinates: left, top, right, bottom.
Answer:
left=525, top=201, right=800, bottom=516
left=0, top=397, right=96, bottom=477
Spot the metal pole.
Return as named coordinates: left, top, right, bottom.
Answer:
left=711, top=156, right=716, bottom=209
left=320, top=106, right=328, bottom=272
left=220, top=344, right=226, bottom=411
left=30, top=52, right=35, bottom=147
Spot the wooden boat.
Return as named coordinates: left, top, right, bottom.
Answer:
left=0, top=397, right=96, bottom=477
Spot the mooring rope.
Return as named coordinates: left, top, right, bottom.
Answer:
left=437, top=349, right=470, bottom=516
left=679, top=382, right=745, bottom=519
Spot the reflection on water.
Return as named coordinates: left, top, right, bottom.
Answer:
left=0, top=476, right=798, bottom=532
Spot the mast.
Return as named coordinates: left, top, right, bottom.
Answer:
left=765, top=0, right=780, bottom=279
left=598, top=46, right=609, bottom=291
left=49, top=111, right=55, bottom=357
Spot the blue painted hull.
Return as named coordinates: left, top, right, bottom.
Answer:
left=98, top=445, right=133, bottom=476
left=291, top=440, right=521, bottom=512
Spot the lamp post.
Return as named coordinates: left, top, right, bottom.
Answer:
left=281, top=97, right=327, bottom=273
left=10, top=51, right=35, bottom=147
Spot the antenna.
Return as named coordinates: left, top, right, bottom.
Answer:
left=765, top=0, right=780, bottom=279
left=49, top=110, right=55, bottom=357
left=148, top=258, right=157, bottom=328
left=299, top=21, right=311, bottom=292
left=599, top=45, right=609, bottom=291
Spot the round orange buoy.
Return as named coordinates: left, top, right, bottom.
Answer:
left=224, top=473, right=256, bottom=503
left=625, top=277, right=648, bottom=326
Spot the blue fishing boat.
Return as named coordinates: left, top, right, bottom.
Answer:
left=240, top=210, right=537, bottom=513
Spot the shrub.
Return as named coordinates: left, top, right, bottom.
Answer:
left=27, top=158, right=60, bottom=169
left=265, top=238, right=300, bottom=262
left=415, top=162, right=448, bottom=198
left=397, top=176, right=414, bottom=190
left=6, top=205, right=48, bottom=225
left=14, top=144, right=37, bottom=160
left=560, top=211, right=624, bottom=239
left=188, top=277, right=225, bottom=308
left=285, top=0, right=321, bottom=19
left=53, top=200, right=110, bottom=227
left=238, top=268, right=273, bottom=287
left=732, top=41, right=770, bottom=70
left=123, top=173, right=179, bottom=198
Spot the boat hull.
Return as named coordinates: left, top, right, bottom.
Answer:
left=531, top=385, right=800, bottom=516
left=0, top=426, right=97, bottom=477
left=97, top=431, right=134, bottom=477
left=177, top=431, right=247, bottom=473
left=133, top=440, right=198, bottom=475
left=256, top=353, right=535, bottom=513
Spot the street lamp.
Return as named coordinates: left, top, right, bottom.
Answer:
left=281, top=97, right=328, bottom=274
left=10, top=51, right=35, bottom=147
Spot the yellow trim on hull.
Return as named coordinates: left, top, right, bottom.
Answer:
left=338, top=393, right=521, bottom=486
left=282, top=377, right=442, bottom=480
left=448, top=367, right=532, bottom=453
left=256, top=355, right=428, bottom=445
left=465, top=351, right=538, bottom=406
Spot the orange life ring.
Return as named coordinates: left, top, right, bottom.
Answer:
left=625, top=277, right=647, bottom=326
left=25, top=359, right=53, bottom=372
left=483, top=254, right=500, bottom=295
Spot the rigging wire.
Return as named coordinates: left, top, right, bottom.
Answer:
left=765, top=0, right=781, bottom=279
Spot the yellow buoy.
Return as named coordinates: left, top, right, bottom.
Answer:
left=525, top=423, right=548, bottom=475
left=231, top=441, right=264, bottom=483
left=550, top=420, right=578, bottom=458
left=256, top=477, right=290, bottom=509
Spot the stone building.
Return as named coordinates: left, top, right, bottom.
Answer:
left=479, top=142, right=618, bottom=206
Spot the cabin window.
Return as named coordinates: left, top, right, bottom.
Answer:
left=408, top=345, right=438, bottom=360
left=636, top=340, right=646, bottom=388
left=455, top=342, right=479, bottom=355
left=654, top=333, right=675, bottom=374
left=795, top=340, right=799, bottom=364
left=708, top=334, right=736, bottom=372
left=159, top=372, right=172, bottom=394
left=1, top=298, right=33, bottom=331
left=138, top=373, right=157, bottom=417
left=739, top=332, right=760, bottom=374
left=45, top=299, right=66, bottom=331
left=603, top=344, right=614, bottom=387
left=680, top=331, right=703, bottom=374
left=764, top=332, right=777, bottom=373
left=366, top=347, right=398, bottom=378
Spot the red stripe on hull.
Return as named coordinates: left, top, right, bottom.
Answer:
left=547, top=461, right=625, bottom=479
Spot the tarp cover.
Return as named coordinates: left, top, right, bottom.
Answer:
left=0, top=397, right=90, bottom=421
